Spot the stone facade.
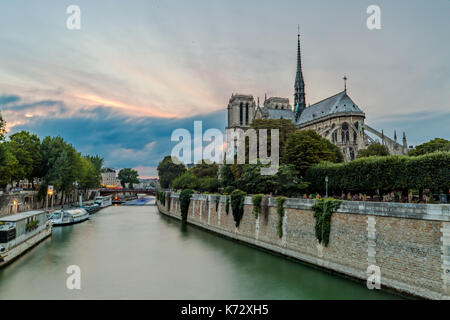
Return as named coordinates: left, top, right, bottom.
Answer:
left=159, top=193, right=450, bottom=299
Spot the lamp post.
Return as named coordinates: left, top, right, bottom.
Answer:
left=325, top=176, right=329, bottom=199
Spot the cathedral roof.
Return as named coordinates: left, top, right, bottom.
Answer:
left=265, top=108, right=295, bottom=121
left=296, top=90, right=364, bottom=125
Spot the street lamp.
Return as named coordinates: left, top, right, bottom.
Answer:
left=325, top=176, right=329, bottom=198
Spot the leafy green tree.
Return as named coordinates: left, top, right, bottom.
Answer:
left=40, top=136, right=83, bottom=203
left=219, top=164, right=235, bottom=188
left=79, top=157, right=100, bottom=191
left=172, top=172, right=219, bottom=193
left=172, top=172, right=200, bottom=190
left=189, top=162, right=218, bottom=178
left=199, top=176, right=219, bottom=192
left=408, top=138, right=450, bottom=156
left=236, top=163, right=277, bottom=194
left=323, top=139, right=344, bottom=163
left=84, top=155, right=104, bottom=172
left=0, top=143, right=19, bottom=191
left=250, top=118, right=297, bottom=160
left=283, top=130, right=337, bottom=177
left=0, top=114, right=6, bottom=141
left=357, top=143, right=389, bottom=158
left=118, top=168, right=139, bottom=189
left=274, top=164, right=309, bottom=197
left=157, top=156, right=186, bottom=188
left=6, top=131, right=42, bottom=187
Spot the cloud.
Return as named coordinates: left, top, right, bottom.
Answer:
left=4, top=94, right=227, bottom=177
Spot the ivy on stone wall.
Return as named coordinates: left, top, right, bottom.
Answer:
left=230, top=189, right=246, bottom=227
left=312, top=198, right=342, bottom=246
left=225, top=196, right=230, bottom=215
left=215, top=195, right=220, bottom=212
left=252, top=194, right=264, bottom=218
left=179, top=189, right=193, bottom=223
left=276, top=196, right=286, bottom=238
left=157, top=190, right=165, bottom=206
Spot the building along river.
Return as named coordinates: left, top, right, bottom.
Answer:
left=0, top=203, right=401, bottom=299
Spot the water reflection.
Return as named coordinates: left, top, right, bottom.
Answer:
left=0, top=205, right=401, bottom=299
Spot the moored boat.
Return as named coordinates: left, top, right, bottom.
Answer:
left=82, top=203, right=100, bottom=214
left=94, top=196, right=112, bottom=208
left=0, top=210, right=52, bottom=267
left=50, top=208, right=89, bottom=226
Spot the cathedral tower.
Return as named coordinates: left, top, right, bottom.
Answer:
left=227, top=94, right=255, bottom=129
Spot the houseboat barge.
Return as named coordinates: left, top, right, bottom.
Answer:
left=0, top=210, right=52, bottom=267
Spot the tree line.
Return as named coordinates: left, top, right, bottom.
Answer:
left=0, top=116, right=103, bottom=202
left=157, top=118, right=450, bottom=202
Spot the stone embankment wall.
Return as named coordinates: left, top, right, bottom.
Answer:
left=0, top=190, right=98, bottom=217
left=0, top=192, right=40, bottom=217
left=157, top=192, right=450, bottom=300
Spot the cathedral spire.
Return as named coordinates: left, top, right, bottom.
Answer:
left=294, top=27, right=306, bottom=120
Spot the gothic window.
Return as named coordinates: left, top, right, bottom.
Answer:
left=353, top=130, right=357, bottom=144
left=245, top=103, right=249, bottom=124
left=341, top=122, right=349, bottom=144
left=239, top=103, right=243, bottom=125
left=332, top=130, right=338, bottom=143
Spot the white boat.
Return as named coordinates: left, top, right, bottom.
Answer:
left=0, top=210, right=52, bottom=267
left=94, top=196, right=112, bottom=208
left=50, top=208, right=89, bottom=226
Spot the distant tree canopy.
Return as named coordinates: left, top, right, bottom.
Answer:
left=408, top=138, right=450, bottom=156
left=357, top=143, right=390, bottom=158
left=118, top=168, right=139, bottom=189
left=189, top=162, right=218, bottom=178
left=250, top=118, right=297, bottom=158
left=170, top=161, right=219, bottom=192
left=283, top=130, right=343, bottom=176
left=157, top=156, right=186, bottom=188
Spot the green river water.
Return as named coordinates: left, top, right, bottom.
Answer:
left=0, top=204, right=401, bottom=299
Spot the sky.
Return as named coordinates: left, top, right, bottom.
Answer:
left=0, top=0, right=449, bottom=178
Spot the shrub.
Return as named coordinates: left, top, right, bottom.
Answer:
left=276, top=196, right=286, bottom=238
left=230, top=189, right=246, bottom=227
left=179, top=189, right=194, bottom=223
left=305, top=152, right=450, bottom=196
left=225, top=196, right=230, bottom=215
left=251, top=194, right=264, bottom=218
left=172, top=172, right=200, bottom=190
left=215, top=195, right=220, bottom=212
left=199, top=177, right=219, bottom=193
left=26, top=220, right=39, bottom=232
left=312, top=198, right=341, bottom=246
left=157, top=190, right=166, bottom=205
left=223, top=186, right=235, bottom=195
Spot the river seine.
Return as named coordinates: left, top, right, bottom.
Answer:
left=0, top=202, right=400, bottom=299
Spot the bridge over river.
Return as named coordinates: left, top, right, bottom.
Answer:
left=98, top=188, right=155, bottom=196
left=0, top=203, right=401, bottom=299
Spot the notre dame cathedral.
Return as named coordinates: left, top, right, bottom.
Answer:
left=226, top=33, right=408, bottom=162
